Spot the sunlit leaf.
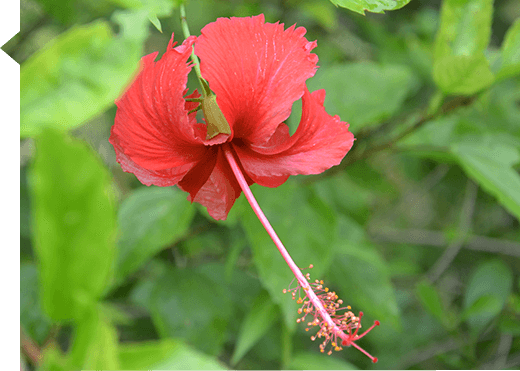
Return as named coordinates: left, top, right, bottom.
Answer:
left=496, top=18, right=520, bottom=80
left=434, top=0, right=493, bottom=59
left=20, top=10, right=149, bottom=137
left=433, top=54, right=495, bottom=95
left=67, top=306, right=119, bottom=369
left=36, top=345, right=67, bottom=371
left=30, top=129, right=117, bottom=321
left=433, top=0, right=494, bottom=94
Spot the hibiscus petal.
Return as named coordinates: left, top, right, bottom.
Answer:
left=111, top=137, right=194, bottom=187
left=195, top=14, right=318, bottom=146
left=178, top=146, right=219, bottom=200
left=181, top=148, right=242, bottom=220
left=110, top=34, right=207, bottom=173
left=233, top=87, right=354, bottom=186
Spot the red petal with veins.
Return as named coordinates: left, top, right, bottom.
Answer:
left=180, top=148, right=243, bottom=220
left=110, top=35, right=208, bottom=175
left=233, top=87, right=354, bottom=186
left=195, top=14, right=318, bottom=146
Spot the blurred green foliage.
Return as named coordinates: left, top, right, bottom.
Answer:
left=13, top=0, right=520, bottom=369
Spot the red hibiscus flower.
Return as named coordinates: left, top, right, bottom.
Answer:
left=110, top=14, right=354, bottom=220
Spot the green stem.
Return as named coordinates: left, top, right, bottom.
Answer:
left=179, top=4, right=206, bottom=94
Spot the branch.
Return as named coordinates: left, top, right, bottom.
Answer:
left=369, top=228, right=520, bottom=258
left=20, top=326, right=42, bottom=366
left=426, top=179, right=478, bottom=282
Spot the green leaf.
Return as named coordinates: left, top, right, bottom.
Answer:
left=313, top=173, right=375, bottom=224
left=114, top=187, right=195, bottom=287
left=452, top=139, right=520, bottom=221
left=119, top=339, right=227, bottom=369
left=416, top=280, right=456, bottom=330
left=148, top=13, right=163, bottom=32
left=20, top=10, right=149, bottom=138
left=433, top=54, right=495, bottom=95
left=110, top=0, right=182, bottom=32
left=328, top=216, right=401, bottom=330
left=68, top=305, right=119, bottom=369
left=37, top=345, right=67, bottom=371
left=148, top=268, right=233, bottom=355
left=433, top=0, right=493, bottom=59
left=400, top=80, right=520, bottom=154
left=196, top=263, right=263, bottom=315
left=29, top=129, right=117, bottom=321
left=231, top=291, right=279, bottom=366
left=329, top=0, right=411, bottom=15
left=288, top=352, right=358, bottom=370
left=496, top=18, right=520, bottom=80
left=20, top=263, right=53, bottom=344
left=300, top=1, right=338, bottom=31
left=34, top=0, right=116, bottom=25
left=416, top=281, right=443, bottom=320
left=239, top=181, right=338, bottom=330
left=463, top=259, right=513, bottom=334
left=432, top=0, right=494, bottom=94
left=35, top=0, right=77, bottom=24
left=462, top=295, right=501, bottom=320
left=307, top=62, right=419, bottom=130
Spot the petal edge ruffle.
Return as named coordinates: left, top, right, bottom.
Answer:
left=195, top=15, right=318, bottom=147
left=181, top=148, right=243, bottom=220
left=110, top=34, right=207, bottom=173
left=233, top=87, right=354, bottom=186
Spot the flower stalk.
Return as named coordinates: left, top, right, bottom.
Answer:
left=222, top=144, right=379, bottom=362
left=179, top=4, right=205, bottom=92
